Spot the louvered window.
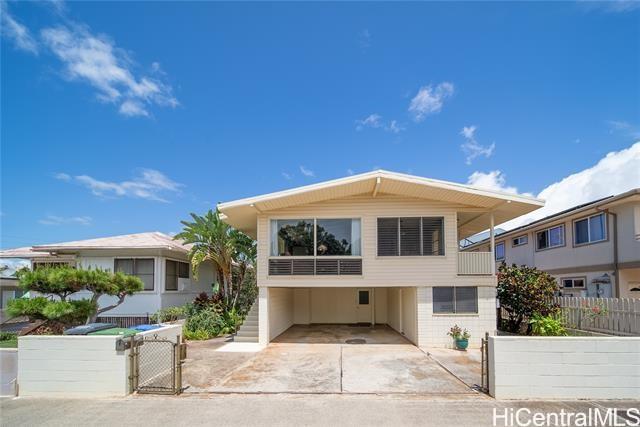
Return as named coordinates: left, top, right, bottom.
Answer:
left=377, top=218, right=399, bottom=256
left=377, top=217, right=444, bottom=256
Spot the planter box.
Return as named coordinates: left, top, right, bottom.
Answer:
left=17, top=324, right=181, bottom=398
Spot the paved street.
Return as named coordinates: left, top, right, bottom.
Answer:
left=1, top=394, right=638, bottom=427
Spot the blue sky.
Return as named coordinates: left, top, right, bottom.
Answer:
left=1, top=1, right=639, bottom=249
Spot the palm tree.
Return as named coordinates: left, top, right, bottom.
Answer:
left=175, top=209, right=255, bottom=309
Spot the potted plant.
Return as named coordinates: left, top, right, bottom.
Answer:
left=447, top=324, right=471, bottom=350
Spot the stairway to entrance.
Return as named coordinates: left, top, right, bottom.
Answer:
left=235, top=302, right=258, bottom=342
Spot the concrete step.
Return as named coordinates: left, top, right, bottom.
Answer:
left=242, top=320, right=258, bottom=327
left=236, top=329, right=258, bottom=337
left=239, top=325, right=258, bottom=333
left=245, top=315, right=258, bottom=322
left=234, top=335, right=259, bottom=343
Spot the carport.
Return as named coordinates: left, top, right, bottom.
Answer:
left=262, top=286, right=419, bottom=346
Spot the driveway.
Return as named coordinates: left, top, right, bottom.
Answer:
left=184, top=325, right=476, bottom=395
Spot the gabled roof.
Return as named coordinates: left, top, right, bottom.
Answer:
left=0, top=232, right=190, bottom=258
left=218, top=170, right=545, bottom=238
left=462, top=188, right=640, bottom=249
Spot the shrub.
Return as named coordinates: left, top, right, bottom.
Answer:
left=151, top=305, right=189, bottom=323
left=0, top=332, right=17, bottom=341
left=529, top=313, right=567, bottom=336
left=497, top=263, right=559, bottom=334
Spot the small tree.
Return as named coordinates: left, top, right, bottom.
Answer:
left=497, top=263, right=559, bottom=334
left=9, top=266, right=143, bottom=332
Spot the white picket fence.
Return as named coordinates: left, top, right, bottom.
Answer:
left=553, top=296, right=640, bottom=336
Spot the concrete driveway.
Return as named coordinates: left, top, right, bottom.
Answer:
left=185, top=325, right=476, bottom=395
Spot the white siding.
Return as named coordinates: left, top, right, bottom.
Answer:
left=489, top=336, right=640, bottom=399
left=268, top=288, right=294, bottom=340
left=416, top=286, right=496, bottom=349
left=257, top=195, right=495, bottom=289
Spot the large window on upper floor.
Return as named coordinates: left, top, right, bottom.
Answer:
left=377, top=217, right=444, bottom=256
left=270, top=218, right=361, bottom=256
left=574, top=213, right=606, bottom=246
left=536, top=224, right=565, bottom=251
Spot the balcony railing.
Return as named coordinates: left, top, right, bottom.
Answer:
left=458, top=252, right=493, bottom=275
left=268, top=257, right=362, bottom=276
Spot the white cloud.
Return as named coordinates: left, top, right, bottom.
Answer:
left=54, top=172, right=71, bottom=181
left=498, top=142, right=640, bottom=230
left=459, top=125, right=495, bottom=165
left=1, top=2, right=38, bottom=54
left=608, top=120, right=640, bottom=139
left=355, top=114, right=404, bottom=134
left=408, top=82, right=454, bottom=122
left=579, top=0, right=640, bottom=13
left=39, top=215, right=92, bottom=226
left=466, top=170, right=522, bottom=195
left=358, top=29, right=371, bottom=49
left=355, top=114, right=382, bottom=131
left=40, top=24, right=178, bottom=117
left=58, top=168, right=183, bottom=202
left=299, top=166, right=315, bottom=177
left=347, top=169, right=355, bottom=175
left=281, top=172, right=292, bottom=180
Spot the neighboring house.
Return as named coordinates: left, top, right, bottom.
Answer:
left=218, top=170, right=544, bottom=347
left=462, top=189, right=640, bottom=299
left=0, top=232, right=214, bottom=320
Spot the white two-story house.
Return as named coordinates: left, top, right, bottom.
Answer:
left=462, top=189, right=640, bottom=299
left=218, top=170, right=544, bottom=348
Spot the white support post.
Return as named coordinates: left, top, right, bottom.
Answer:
left=258, top=287, right=269, bottom=347
left=489, top=212, right=496, bottom=276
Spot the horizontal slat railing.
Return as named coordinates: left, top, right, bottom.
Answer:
left=457, top=252, right=493, bottom=275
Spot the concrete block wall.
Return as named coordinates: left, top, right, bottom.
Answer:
left=489, top=336, right=640, bottom=399
left=17, top=324, right=182, bottom=398
left=417, top=286, right=496, bottom=349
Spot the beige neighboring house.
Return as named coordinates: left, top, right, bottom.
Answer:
left=219, top=170, right=544, bottom=348
left=462, top=189, right=640, bottom=299
left=0, top=232, right=214, bottom=320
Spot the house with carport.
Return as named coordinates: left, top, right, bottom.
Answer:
left=219, top=170, right=544, bottom=348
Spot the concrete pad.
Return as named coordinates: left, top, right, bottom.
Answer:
left=342, top=344, right=473, bottom=394
left=426, top=348, right=482, bottom=388
left=215, top=343, right=341, bottom=393
left=182, top=337, right=257, bottom=392
left=216, top=342, right=264, bottom=353
left=273, top=324, right=410, bottom=345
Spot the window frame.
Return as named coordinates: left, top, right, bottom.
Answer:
left=432, top=286, right=479, bottom=314
left=376, top=216, right=445, bottom=257
left=114, top=257, right=155, bottom=291
left=561, top=277, right=586, bottom=289
left=165, top=259, right=190, bottom=292
left=512, top=235, right=528, bottom=247
left=572, top=212, right=607, bottom=247
left=495, top=241, right=505, bottom=261
left=269, top=217, right=363, bottom=258
left=535, top=224, right=566, bottom=252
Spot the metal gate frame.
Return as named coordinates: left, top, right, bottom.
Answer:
left=480, top=332, right=490, bottom=393
left=129, top=334, right=186, bottom=395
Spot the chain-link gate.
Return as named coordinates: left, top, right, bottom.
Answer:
left=480, top=332, right=490, bottom=394
left=129, top=334, right=186, bottom=395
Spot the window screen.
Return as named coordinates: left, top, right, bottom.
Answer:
left=455, top=287, right=478, bottom=313
left=165, top=260, right=178, bottom=291
left=433, top=287, right=478, bottom=314
left=433, top=287, right=455, bottom=313
left=115, top=258, right=155, bottom=291
left=400, top=217, right=421, bottom=256
left=378, top=217, right=444, bottom=256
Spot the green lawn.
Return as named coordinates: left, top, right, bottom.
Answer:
left=0, top=339, right=18, bottom=348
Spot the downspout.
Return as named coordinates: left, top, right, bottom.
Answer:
left=600, top=208, right=619, bottom=297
